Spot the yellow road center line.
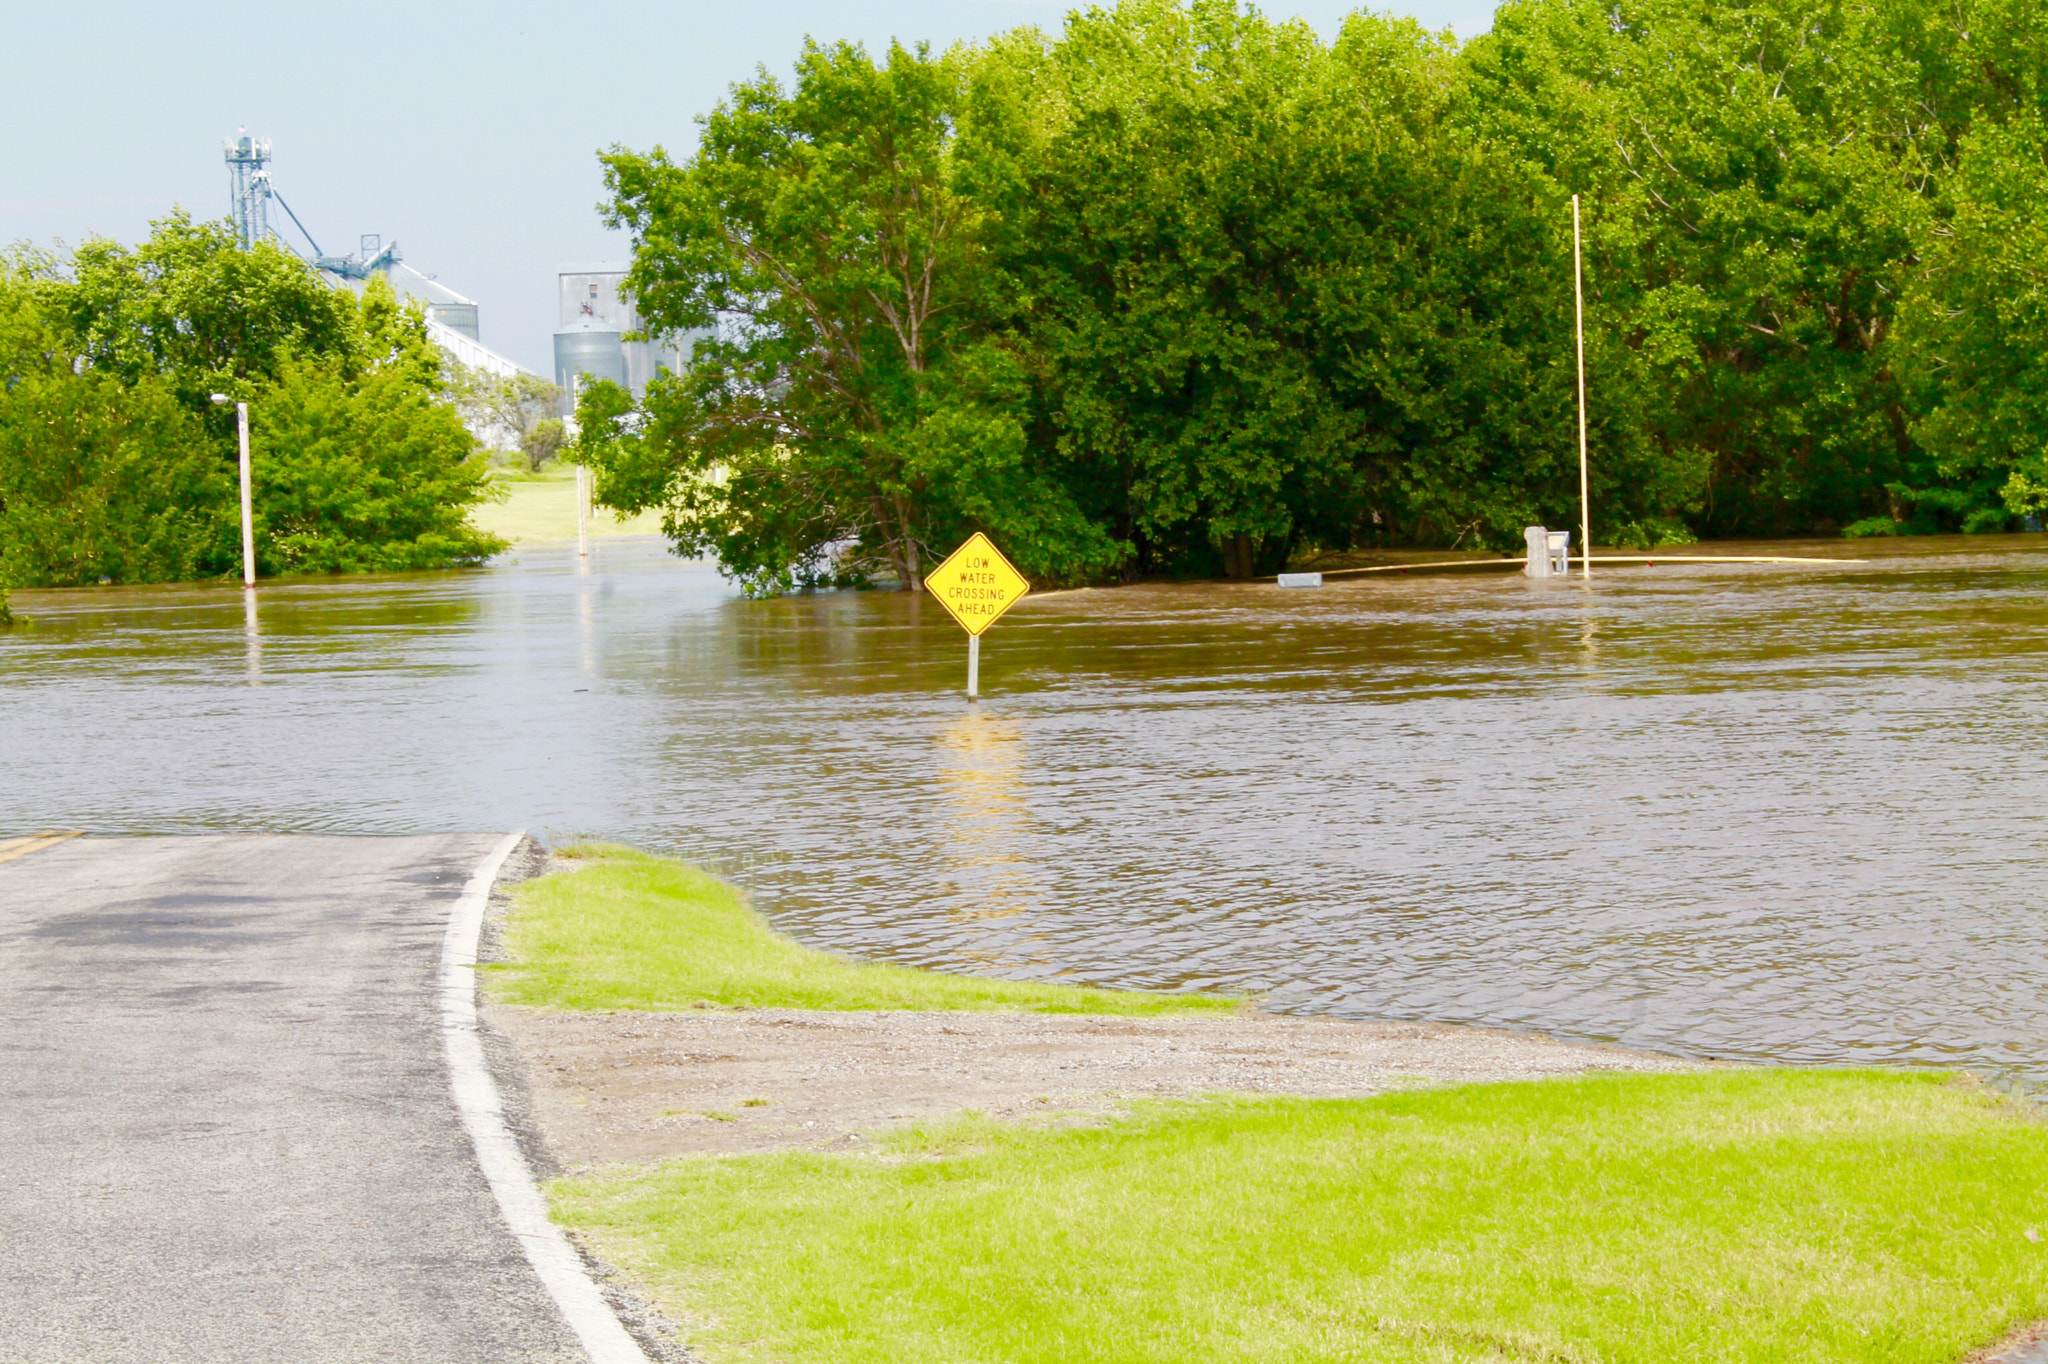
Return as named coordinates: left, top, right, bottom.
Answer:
left=0, top=831, right=85, bottom=865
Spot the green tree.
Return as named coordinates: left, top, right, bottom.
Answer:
left=0, top=256, right=231, bottom=586
left=2, top=217, right=504, bottom=585
left=1456, top=0, right=2046, bottom=537
left=590, top=0, right=2048, bottom=582
left=0, top=372, right=230, bottom=587
left=982, top=0, right=1656, bottom=573
left=54, top=210, right=362, bottom=407
left=251, top=356, right=501, bottom=574
left=452, top=365, right=567, bottom=469
left=591, top=37, right=1117, bottom=593
left=523, top=417, right=567, bottom=471
left=1900, top=118, right=2048, bottom=527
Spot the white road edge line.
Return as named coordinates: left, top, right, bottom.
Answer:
left=442, top=832, right=653, bottom=1364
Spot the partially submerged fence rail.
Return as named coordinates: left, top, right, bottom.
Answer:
left=1269, top=553, right=1863, bottom=582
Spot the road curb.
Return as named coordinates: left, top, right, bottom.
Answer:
left=442, top=832, right=652, bottom=1364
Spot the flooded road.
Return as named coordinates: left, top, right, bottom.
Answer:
left=5, top=536, right=2046, bottom=1082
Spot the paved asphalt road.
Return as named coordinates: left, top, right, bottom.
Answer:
left=0, top=835, right=587, bottom=1363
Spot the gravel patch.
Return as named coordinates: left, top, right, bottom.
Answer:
left=485, top=1004, right=1701, bottom=1166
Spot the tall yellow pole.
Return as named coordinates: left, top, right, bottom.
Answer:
left=1574, top=195, right=1590, bottom=580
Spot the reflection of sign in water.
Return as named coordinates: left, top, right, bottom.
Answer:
left=936, top=711, right=1037, bottom=929
left=925, top=533, right=1030, bottom=638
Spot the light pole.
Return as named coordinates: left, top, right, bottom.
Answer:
left=210, top=394, right=256, bottom=588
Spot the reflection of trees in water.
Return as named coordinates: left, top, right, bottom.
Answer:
left=247, top=588, right=488, bottom=670
left=703, top=591, right=927, bottom=693
left=0, top=578, right=492, bottom=677
left=934, top=711, right=1041, bottom=949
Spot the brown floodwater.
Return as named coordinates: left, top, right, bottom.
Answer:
left=5, top=535, right=2046, bottom=1083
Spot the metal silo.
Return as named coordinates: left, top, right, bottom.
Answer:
left=554, top=264, right=636, bottom=412
left=554, top=264, right=701, bottom=410
left=553, top=315, right=630, bottom=408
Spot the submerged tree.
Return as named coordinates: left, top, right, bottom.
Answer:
left=1902, top=115, right=2048, bottom=528
left=0, top=360, right=229, bottom=587
left=1460, top=0, right=2048, bottom=536
left=0, top=215, right=502, bottom=587
left=248, top=282, right=502, bottom=575
left=983, top=0, right=1643, bottom=575
left=588, top=38, right=1117, bottom=593
left=0, top=250, right=233, bottom=586
left=591, top=0, right=2048, bottom=589
left=590, top=3, right=1680, bottom=585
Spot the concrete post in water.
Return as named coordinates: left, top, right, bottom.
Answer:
left=1573, top=194, right=1591, bottom=581
left=237, top=402, right=255, bottom=588
left=1525, top=526, right=1553, bottom=578
left=211, top=393, right=256, bottom=588
left=967, top=634, right=980, bottom=703
left=576, top=463, right=590, bottom=561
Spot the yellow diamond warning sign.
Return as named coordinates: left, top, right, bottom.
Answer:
left=925, top=532, right=1030, bottom=636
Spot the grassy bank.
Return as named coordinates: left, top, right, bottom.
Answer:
left=470, top=465, right=664, bottom=545
left=491, top=845, right=1233, bottom=1014
left=504, top=847, right=2048, bottom=1361
left=552, top=1071, right=2048, bottom=1364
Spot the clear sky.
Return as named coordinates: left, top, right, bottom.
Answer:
left=4, top=1, right=1494, bottom=375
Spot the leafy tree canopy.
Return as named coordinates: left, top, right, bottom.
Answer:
left=590, top=37, right=1117, bottom=594
left=0, top=216, right=503, bottom=587
left=514, top=0, right=2048, bottom=587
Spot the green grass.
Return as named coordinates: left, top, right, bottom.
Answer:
left=504, top=846, right=2048, bottom=1359
left=550, top=1071, right=2048, bottom=1364
left=469, top=465, right=664, bottom=544
left=490, top=844, right=1234, bottom=1014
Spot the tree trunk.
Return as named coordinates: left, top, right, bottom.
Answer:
left=1226, top=533, right=1254, bottom=580
left=872, top=497, right=911, bottom=590
left=898, top=495, right=922, bottom=591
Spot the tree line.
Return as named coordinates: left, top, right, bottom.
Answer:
left=0, top=214, right=502, bottom=592
left=577, top=0, right=2048, bottom=592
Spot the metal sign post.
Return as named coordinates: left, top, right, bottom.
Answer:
left=924, top=532, right=1030, bottom=702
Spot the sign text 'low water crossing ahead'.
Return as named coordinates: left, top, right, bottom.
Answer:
left=924, top=532, right=1030, bottom=701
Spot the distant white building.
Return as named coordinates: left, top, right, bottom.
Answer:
left=385, top=261, right=480, bottom=340
left=338, top=257, right=537, bottom=381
